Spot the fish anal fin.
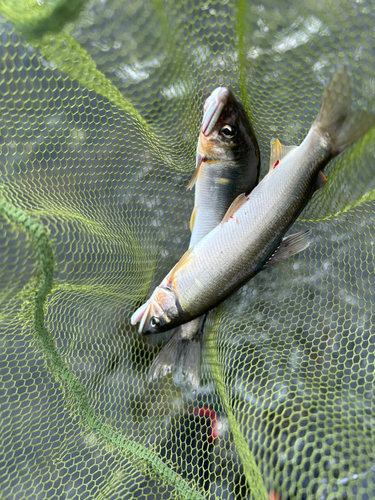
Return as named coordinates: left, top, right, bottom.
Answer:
left=221, top=193, right=248, bottom=226
left=189, top=206, right=198, bottom=232
left=169, top=247, right=194, bottom=282
left=187, top=154, right=205, bottom=190
left=264, top=229, right=311, bottom=268
left=314, top=171, right=327, bottom=192
left=269, top=138, right=298, bottom=171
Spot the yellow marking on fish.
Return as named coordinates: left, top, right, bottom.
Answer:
left=199, top=132, right=217, bottom=157
left=269, top=138, right=298, bottom=172
left=189, top=206, right=198, bottom=232
left=217, top=177, right=231, bottom=185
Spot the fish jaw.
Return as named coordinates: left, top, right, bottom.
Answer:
left=201, top=87, right=231, bottom=136
left=131, top=286, right=181, bottom=335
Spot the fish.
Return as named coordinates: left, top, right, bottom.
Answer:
left=145, top=87, right=261, bottom=389
left=187, top=86, right=260, bottom=248
left=132, top=67, right=375, bottom=335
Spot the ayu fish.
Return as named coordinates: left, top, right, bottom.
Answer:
left=146, top=87, right=260, bottom=389
left=132, top=68, right=375, bottom=335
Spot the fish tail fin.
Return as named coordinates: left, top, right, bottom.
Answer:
left=315, top=67, right=375, bottom=156
left=180, top=336, right=202, bottom=391
left=148, top=320, right=202, bottom=391
left=148, top=329, right=183, bottom=382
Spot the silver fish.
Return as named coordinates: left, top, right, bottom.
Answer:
left=132, top=67, right=375, bottom=335
left=145, top=87, right=260, bottom=389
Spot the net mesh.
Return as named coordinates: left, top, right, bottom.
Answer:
left=1, top=0, right=375, bottom=498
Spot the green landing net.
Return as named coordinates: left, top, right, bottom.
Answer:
left=0, top=1, right=375, bottom=499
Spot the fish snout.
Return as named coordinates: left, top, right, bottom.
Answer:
left=202, top=87, right=231, bottom=136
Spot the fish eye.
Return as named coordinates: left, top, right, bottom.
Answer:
left=150, top=317, right=160, bottom=328
left=220, top=125, right=236, bottom=138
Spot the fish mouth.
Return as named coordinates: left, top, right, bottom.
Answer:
left=201, top=87, right=231, bottom=136
left=130, top=301, right=150, bottom=334
left=131, top=300, right=154, bottom=335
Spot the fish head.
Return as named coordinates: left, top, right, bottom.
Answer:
left=199, top=87, right=259, bottom=165
left=130, top=286, right=180, bottom=335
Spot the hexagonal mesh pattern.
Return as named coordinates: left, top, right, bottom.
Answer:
left=0, top=0, right=375, bottom=498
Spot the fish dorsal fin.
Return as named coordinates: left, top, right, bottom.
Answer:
left=263, top=229, right=311, bottom=268
left=220, top=193, right=248, bottom=226
left=187, top=154, right=204, bottom=191
left=189, top=205, right=198, bottom=232
left=269, top=138, right=298, bottom=171
left=169, top=247, right=194, bottom=281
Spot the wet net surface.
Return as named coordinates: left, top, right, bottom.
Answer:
left=0, top=0, right=375, bottom=498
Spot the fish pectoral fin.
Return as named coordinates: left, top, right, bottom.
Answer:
left=314, top=171, right=327, bottom=192
left=221, top=192, right=248, bottom=226
left=189, top=205, right=198, bottom=232
left=269, top=138, right=298, bottom=171
left=187, top=168, right=199, bottom=190
left=186, top=154, right=204, bottom=190
left=263, top=229, right=312, bottom=268
left=169, top=247, right=194, bottom=281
